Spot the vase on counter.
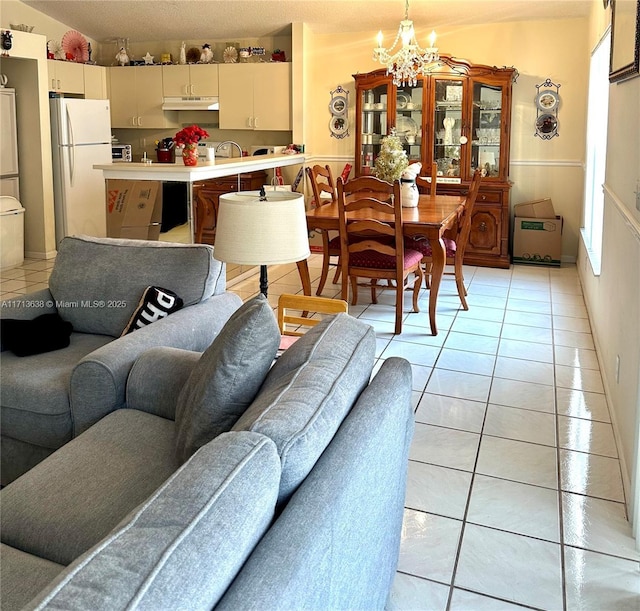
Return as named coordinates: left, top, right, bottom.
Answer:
left=182, top=144, right=198, bottom=166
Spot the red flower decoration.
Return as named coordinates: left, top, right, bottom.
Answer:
left=173, top=125, right=210, bottom=146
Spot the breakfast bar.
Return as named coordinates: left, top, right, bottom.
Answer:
left=94, top=153, right=310, bottom=292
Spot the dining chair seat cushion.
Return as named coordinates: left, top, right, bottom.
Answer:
left=404, top=237, right=457, bottom=258
left=328, top=235, right=341, bottom=251
left=349, top=248, right=423, bottom=270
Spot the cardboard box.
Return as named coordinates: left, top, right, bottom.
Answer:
left=513, top=216, right=563, bottom=267
left=106, top=180, right=162, bottom=241
left=514, top=198, right=556, bottom=219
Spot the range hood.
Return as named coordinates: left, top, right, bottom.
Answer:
left=161, top=96, right=219, bottom=111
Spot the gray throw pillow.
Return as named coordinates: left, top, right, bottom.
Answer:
left=174, top=294, right=280, bottom=463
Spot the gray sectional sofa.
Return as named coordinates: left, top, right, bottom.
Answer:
left=0, top=236, right=242, bottom=485
left=0, top=299, right=414, bottom=610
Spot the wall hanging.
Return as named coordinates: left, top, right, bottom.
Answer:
left=534, top=78, right=561, bottom=140
left=329, top=85, right=349, bottom=139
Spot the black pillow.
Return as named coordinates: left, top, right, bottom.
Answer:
left=1, top=313, right=73, bottom=357
left=121, top=286, right=184, bottom=336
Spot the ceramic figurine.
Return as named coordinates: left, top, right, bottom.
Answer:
left=400, top=162, right=422, bottom=208
left=143, top=52, right=154, bottom=65
left=200, top=43, right=213, bottom=63
left=179, top=41, right=186, bottom=65
left=115, top=47, right=129, bottom=66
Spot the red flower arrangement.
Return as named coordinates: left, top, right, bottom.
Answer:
left=173, top=124, right=210, bottom=146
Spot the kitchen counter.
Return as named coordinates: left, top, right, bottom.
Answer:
left=94, top=153, right=305, bottom=181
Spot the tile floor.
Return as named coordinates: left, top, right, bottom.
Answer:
left=2, top=253, right=638, bottom=610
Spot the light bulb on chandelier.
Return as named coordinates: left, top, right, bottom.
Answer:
left=373, top=0, right=439, bottom=87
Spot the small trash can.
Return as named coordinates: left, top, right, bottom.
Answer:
left=0, top=196, right=25, bottom=270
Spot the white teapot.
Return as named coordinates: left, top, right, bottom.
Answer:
left=400, top=162, right=422, bottom=208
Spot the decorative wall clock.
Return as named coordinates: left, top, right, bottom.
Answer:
left=329, top=85, right=349, bottom=139
left=534, top=78, right=561, bottom=139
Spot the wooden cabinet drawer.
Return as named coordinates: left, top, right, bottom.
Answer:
left=475, top=190, right=502, bottom=204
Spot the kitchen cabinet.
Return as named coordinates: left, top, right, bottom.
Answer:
left=47, top=60, right=84, bottom=94
left=83, top=64, right=107, bottom=99
left=353, top=57, right=516, bottom=268
left=193, top=171, right=267, bottom=244
left=219, top=63, right=291, bottom=131
left=109, top=66, right=177, bottom=129
left=162, top=64, right=219, bottom=97
left=0, top=89, right=19, bottom=199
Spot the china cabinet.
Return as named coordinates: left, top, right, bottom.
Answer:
left=354, top=56, right=517, bottom=268
left=218, top=63, right=291, bottom=131
left=162, top=64, right=219, bottom=97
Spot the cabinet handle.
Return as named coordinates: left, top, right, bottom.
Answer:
left=138, top=117, right=142, bottom=126
left=190, top=84, right=195, bottom=95
left=51, top=78, right=55, bottom=89
left=57, top=79, right=61, bottom=89
left=479, top=222, right=487, bottom=232
left=254, top=116, right=258, bottom=128
left=480, top=194, right=487, bottom=201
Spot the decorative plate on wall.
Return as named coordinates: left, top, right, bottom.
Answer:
left=536, top=89, right=560, bottom=111
left=61, top=30, right=89, bottom=63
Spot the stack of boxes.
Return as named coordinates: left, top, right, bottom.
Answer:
left=512, top=198, right=563, bottom=266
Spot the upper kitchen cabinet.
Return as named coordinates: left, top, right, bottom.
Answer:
left=83, top=64, right=107, bottom=99
left=219, top=63, right=291, bottom=130
left=354, top=57, right=516, bottom=268
left=162, top=64, right=219, bottom=97
left=47, top=60, right=84, bottom=95
left=109, top=66, right=177, bottom=129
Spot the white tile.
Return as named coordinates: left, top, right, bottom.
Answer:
left=489, top=378, right=556, bottom=413
left=493, top=356, right=554, bottom=386
left=406, top=461, right=472, bottom=519
left=552, top=302, right=589, bottom=318
left=381, top=340, right=441, bottom=367
left=552, top=291, right=585, bottom=306
left=484, top=404, right=556, bottom=446
left=398, top=509, right=462, bottom=583
left=466, top=283, right=509, bottom=299
left=503, top=310, right=552, bottom=328
left=476, top=436, right=558, bottom=489
left=410, top=364, right=433, bottom=392
left=505, top=297, right=552, bottom=315
left=552, top=314, right=592, bottom=333
left=455, top=304, right=505, bottom=322
left=467, top=475, right=560, bottom=542
left=558, top=416, right=618, bottom=458
left=508, top=287, right=550, bottom=303
left=443, top=331, right=499, bottom=355
left=500, top=323, right=553, bottom=344
left=449, top=588, right=531, bottom=610
left=554, top=329, right=595, bottom=350
left=425, top=368, right=492, bottom=403
left=410, top=423, right=480, bottom=472
left=564, top=547, right=640, bottom=610
left=435, top=348, right=496, bottom=377
left=415, top=394, right=486, bottom=434
left=498, top=337, right=554, bottom=363
left=556, top=388, right=611, bottom=422
left=455, top=524, right=563, bottom=609
left=560, top=449, right=625, bottom=502
left=463, top=293, right=508, bottom=310
left=556, top=364, right=605, bottom=393
left=554, top=345, right=600, bottom=370
left=562, top=493, right=639, bottom=561
left=387, top=572, right=449, bottom=611
left=449, top=317, right=502, bottom=338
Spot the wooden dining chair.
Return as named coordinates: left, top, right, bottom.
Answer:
left=306, top=164, right=341, bottom=295
left=407, top=169, right=482, bottom=310
left=416, top=162, right=439, bottom=196
left=337, top=175, right=423, bottom=335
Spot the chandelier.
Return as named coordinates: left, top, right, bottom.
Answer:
left=373, top=0, right=439, bottom=87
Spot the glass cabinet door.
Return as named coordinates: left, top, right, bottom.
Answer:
left=470, top=81, right=503, bottom=179
left=360, top=83, right=389, bottom=174
left=432, top=78, right=464, bottom=178
left=394, top=82, right=424, bottom=164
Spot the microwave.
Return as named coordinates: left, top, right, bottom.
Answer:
left=112, top=144, right=132, bottom=162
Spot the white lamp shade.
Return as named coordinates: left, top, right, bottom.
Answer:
left=213, top=191, right=311, bottom=265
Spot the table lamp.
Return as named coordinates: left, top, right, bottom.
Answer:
left=213, top=188, right=310, bottom=297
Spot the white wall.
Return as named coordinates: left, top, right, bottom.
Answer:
left=578, top=1, right=640, bottom=535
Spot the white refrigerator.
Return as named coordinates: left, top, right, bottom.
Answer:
left=50, top=98, right=112, bottom=244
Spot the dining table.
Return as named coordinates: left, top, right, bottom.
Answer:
left=300, top=192, right=467, bottom=335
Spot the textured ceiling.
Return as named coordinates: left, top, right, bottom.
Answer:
left=21, top=0, right=592, bottom=43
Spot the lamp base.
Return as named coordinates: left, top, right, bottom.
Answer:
left=260, top=264, right=269, bottom=298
